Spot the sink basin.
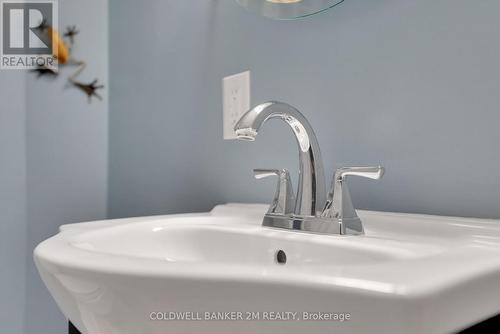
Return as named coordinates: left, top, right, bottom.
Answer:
left=35, top=203, right=500, bottom=334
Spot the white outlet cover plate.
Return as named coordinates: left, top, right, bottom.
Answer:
left=222, top=71, right=250, bottom=140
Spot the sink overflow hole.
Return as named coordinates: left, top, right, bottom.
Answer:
left=276, top=250, right=287, bottom=265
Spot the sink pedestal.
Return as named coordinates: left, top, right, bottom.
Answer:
left=69, top=322, right=81, bottom=334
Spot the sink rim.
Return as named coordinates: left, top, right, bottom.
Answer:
left=34, top=204, right=500, bottom=299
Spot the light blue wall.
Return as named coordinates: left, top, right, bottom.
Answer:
left=109, top=0, right=500, bottom=219
left=0, top=1, right=108, bottom=333
left=0, top=72, right=27, bottom=334
left=24, top=1, right=109, bottom=332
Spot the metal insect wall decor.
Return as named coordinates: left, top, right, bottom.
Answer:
left=31, top=22, right=104, bottom=103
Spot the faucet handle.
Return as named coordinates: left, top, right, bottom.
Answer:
left=334, top=166, right=385, bottom=181
left=322, top=166, right=385, bottom=234
left=253, top=169, right=295, bottom=215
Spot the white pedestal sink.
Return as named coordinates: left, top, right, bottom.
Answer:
left=35, top=204, right=500, bottom=334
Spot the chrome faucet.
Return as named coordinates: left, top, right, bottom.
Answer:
left=234, top=101, right=384, bottom=235
left=235, top=101, right=326, bottom=217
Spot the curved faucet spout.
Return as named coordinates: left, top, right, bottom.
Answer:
left=234, top=101, right=326, bottom=216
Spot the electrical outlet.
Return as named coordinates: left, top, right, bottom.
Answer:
left=222, top=71, right=250, bottom=140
